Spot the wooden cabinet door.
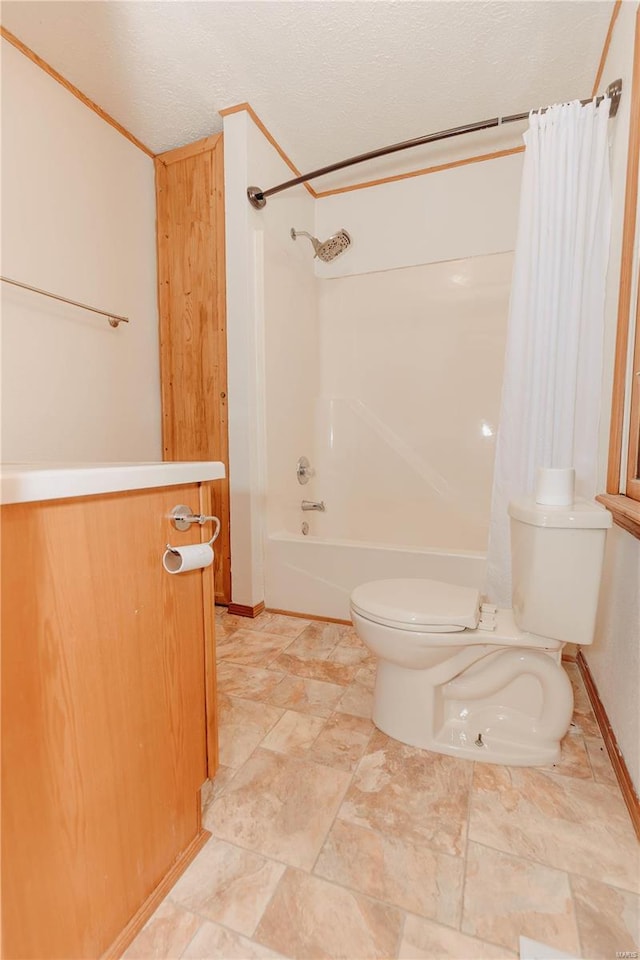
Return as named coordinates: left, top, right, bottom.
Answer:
left=156, top=134, right=231, bottom=604
left=1, top=485, right=210, bottom=959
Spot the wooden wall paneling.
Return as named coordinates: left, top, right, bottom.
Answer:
left=156, top=135, right=231, bottom=603
left=1, top=485, right=208, bottom=959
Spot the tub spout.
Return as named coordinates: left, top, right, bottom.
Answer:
left=301, top=500, right=326, bottom=512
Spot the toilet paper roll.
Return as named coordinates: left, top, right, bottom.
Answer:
left=535, top=467, right=575, bottom=506
left=163, top=543, right=214, bottom=574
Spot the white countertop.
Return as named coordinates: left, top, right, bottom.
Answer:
left=0, top=461, right=226, bottom=504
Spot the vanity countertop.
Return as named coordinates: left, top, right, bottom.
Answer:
left=0, top=461, right=226, bottom=505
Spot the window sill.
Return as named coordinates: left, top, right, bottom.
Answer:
left=596, top=494, right=640, bottom=540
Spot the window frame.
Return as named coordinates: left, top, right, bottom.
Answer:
left=599, top=5, right=640, bottom=539
left=625, top=274, right=640, bottom=502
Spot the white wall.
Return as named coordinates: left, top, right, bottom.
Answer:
left=588, top=0, right=640, bottom=794
left=1, top=40, right=161, bottom=461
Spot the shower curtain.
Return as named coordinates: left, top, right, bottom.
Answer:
left=486, top=97, right=612, bottom=607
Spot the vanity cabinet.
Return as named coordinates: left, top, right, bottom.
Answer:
left=1, top=473, right=220, bottom=959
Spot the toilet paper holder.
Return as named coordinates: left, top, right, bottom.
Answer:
left=167, top=504, right=221, bottom=550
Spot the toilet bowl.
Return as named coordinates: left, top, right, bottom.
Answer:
left=350, top=498, right=612, bottom=766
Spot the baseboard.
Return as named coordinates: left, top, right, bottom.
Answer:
left=265, top=607, right=352, bottom=626
left=227, top=601, right=266, bottom=618
left=577, top=651, right=640, bottom=840
left=101, top=828, right=211, bottom=959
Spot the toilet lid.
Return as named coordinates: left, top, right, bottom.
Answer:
left=350, top=578, right=481, bottom=632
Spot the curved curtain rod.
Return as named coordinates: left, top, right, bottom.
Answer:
left=0, top=276, right=129, bottom=327
left=247, top=78, right=622, bottom=209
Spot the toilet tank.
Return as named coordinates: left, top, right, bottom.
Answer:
left=508, top=498, right=612, bottom=646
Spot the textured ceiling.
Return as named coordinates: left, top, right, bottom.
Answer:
left=1, top=1, right=615, bottom=188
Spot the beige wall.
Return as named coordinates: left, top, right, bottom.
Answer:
left=1, top=40, right=161, bottom=462
left=588, top=0, right=640, bottom=794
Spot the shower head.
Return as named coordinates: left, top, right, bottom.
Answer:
left=290, top=227, right=351, bottom=262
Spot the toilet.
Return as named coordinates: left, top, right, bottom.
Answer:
left=350, top=497, right=612, bottom=766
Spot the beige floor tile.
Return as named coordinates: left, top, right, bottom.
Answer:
left=200, top=777, right=214, bottom=811
left=571, top=874, right=640, bottom=958
left=267, top=675, right=346, bottom=718
left=182, top=920, right=289, bottom=959
left=399, top=914, right=518, bottom=959
left=462, top=842, right=580, bottom=955
left=207, top=748, right=351, bottom=870
left=584, top=737, right=618, bottom=787
left=335, top=676, right=374, bottom=719
left=354, top=663, right=377, bottom=689
left=215, top=611, right=253, bottom=641
left=564, top=662, right=601, bottom=738
left=327, top=642, right=374, bottom=667
left=315, top=818, right=464, bottom=926
left=201, top=766, right=237, bottom=817
left=217, top=661, right=285, bottom=701
left=270, top=652, right=359, bottom=685
left=255, top=614, right=311, bottom=637
left=217, top=629, right=292, bottom=668
left=209, top=764, right=238, bottom=800
left=469, top=764, right=639, bottom=892
left=255, top=867, right=403, bottom=959
left=540, top=731, right=593, bottom=780
left=284, top=622, right=343, bottom=658
left=308, top=712, right=374, bottom=772
left=217, top=695, right=283, bottom=768
left=339, top=730, right=472, bottom=856
left=334, top=625, right=366, bottom=647
left=122, top=900, right=202, bottom=959
left=169, top=838, right=285, bottom=936
left=261, top=710, right=326, bottom=757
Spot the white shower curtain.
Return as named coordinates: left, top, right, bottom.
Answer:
left=486, top=97, right=612, bottom=607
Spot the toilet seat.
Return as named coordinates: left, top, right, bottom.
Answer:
left=350, top=578, right=481, bottom=633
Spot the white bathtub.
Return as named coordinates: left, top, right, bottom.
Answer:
left=264, top=532, right=486, bottom=621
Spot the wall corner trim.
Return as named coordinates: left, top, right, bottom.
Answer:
left=0, top=25, right=155, bottom=158
left=577, top=651, right=640, bottom=839
left=219, top=102, right=317, bottom=198
left=592, top=0, right=623, bottom=97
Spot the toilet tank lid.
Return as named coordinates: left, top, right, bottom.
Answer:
left=350, top=578, right=481, bottom=630
left=508, top=497, right=612, bottom=529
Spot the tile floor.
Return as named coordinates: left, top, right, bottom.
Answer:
left=125, top=608, right=639, bottom=960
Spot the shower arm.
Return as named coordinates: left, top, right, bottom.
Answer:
left=247, top=79, right=622, bottom=209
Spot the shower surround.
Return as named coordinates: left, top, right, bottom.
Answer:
left=223, top=109, right=522, bottom=614
left=263, top=242, right=512, bottom=619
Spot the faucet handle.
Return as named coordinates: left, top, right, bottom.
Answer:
left=297, top=456, right=315, bottom=485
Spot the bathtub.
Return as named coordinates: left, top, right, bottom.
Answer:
left=264, top=532, right=486, bottom=621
